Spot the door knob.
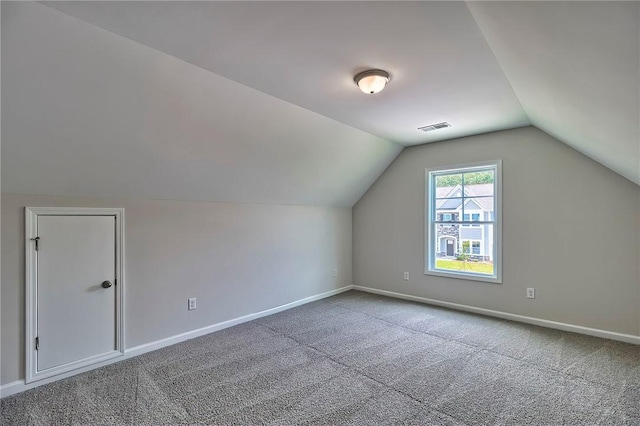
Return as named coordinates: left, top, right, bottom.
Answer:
left=101, top=281, right=113, bottom=289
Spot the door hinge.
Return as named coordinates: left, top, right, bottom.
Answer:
left=35, top=337, right=39, bottom=351
left=30, top=236, right=40, bottom=251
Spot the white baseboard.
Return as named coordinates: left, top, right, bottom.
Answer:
left=352, top=285, right=640, bottom=345
left=5, top=283, right=636, bottom=398
left=0, top=381, right=24, bottom=398
left=0, top=285, right=353, bottom=399
left=124, top=285, right=354, bottom=358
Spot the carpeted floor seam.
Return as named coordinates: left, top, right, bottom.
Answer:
left=260, top=317, right=477, bottom=425
left=331, top=299, right=493, bottom=350
left=260, top=300, right=626, bottom=425
left=3, top=291, right=638, bottom=425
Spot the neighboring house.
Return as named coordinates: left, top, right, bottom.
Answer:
left=435, top=184, right=494, bottom=261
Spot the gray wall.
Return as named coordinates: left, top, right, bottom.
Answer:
left=353, top=126, right=640, bottom=336
left=1, top=194, right=352, bottom=385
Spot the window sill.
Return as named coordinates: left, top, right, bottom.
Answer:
left=424, top=269, right=502, bottom=284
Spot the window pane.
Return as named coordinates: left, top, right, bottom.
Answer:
left=463, top=197, right=494, bottom=219
left=462, top=170, right=494, bottom=186
left=438, top=171, right=495, bottom=222
left=435, top=173, right=463, bottom=190
left=435, top=174, right=463, bottom=216
left=434, top=225, right=494, bottom=276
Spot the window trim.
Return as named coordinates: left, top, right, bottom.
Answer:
left=424, top=160, right=502, bottom=284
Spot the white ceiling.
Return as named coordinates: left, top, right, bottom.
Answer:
left=40, top=1, right=531, bottom=145
left=2, top=1, right=638, bottom=208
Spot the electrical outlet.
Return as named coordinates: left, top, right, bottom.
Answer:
left=403, top=272, right=409, bottom=281
left=188, top=297, right=197, bottom=310
left=526, top=288, right=535, bottom=299
left=333, top=268, right=338, bottom=277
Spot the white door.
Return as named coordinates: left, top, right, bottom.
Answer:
left=26, top=208, right=124, bottom=383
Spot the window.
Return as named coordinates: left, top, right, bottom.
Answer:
left=462, top=240, right=481, bottom=255
left=462, top=213, right=481, bottom=226
left=472, top=241, right=480, bottom=254
left=425, top=160, right=502, bottom=283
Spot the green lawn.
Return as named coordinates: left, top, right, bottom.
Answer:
left=435, top=259, right=494, bottom=274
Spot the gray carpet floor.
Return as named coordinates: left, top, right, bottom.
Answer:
left=2, top=290, right=639, bottom=425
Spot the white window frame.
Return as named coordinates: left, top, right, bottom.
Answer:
left=425, top=160, right=502, bottom=283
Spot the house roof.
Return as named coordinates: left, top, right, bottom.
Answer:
left=2, top=2, right=637, bottom=207
left=436, top=184, right=494, bottom=211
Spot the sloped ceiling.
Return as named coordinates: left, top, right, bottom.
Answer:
left=1, top=2, right=401, bottom=207
left=2, top=2, right=638, bottom=210
left=38, top=1, right=530, bottom=145
left=467, top=1, right=639, bottom=186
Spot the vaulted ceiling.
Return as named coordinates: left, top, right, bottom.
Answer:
left=2, top=1, right=638, bottom=208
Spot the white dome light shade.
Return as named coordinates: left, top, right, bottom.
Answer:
left=354, top=70, right=390, bottom=94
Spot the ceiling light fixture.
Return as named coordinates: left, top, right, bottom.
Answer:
left=354, top=69, right=390, bottom=94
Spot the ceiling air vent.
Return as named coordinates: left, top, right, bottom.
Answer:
left=418, top=122, right=451, bottom=132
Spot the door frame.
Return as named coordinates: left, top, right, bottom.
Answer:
left=25, top=207, right=125, bottom=383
